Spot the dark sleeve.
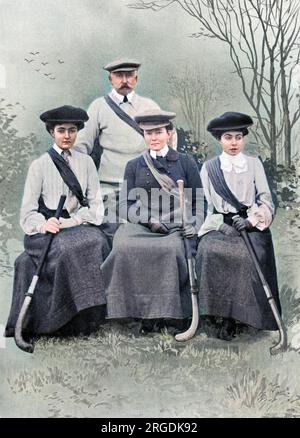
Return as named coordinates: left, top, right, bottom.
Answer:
left=185, top=155, right=205, bottom=230
left=119, top=160, right=137, bottom=222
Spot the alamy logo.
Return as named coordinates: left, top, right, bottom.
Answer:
left=0, top=324, right=6, bottom=349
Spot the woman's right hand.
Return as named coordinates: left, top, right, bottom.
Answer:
left=219, top=223, right=239, bottom=237
left=148, top=218, right=169, bottom=234
left=41, top=217, right=60, bottom=234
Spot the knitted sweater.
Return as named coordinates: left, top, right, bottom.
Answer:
left=74, top=91, right=160, bottom=195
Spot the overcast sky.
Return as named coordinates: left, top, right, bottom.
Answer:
left=0, top=0, right=246, bottom=144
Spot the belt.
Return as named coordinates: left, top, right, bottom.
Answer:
left=100, top=180, right=122, bottom=187
left=213, top=208, right=248, bottom=226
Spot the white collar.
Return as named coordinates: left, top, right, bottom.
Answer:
left=220, top=151, right=248, bottom=173
left=111, top=89, right=135, bottom=104
left=150, top=145, right=169, bottom=159
left=53, top=143, right=72, bottom=156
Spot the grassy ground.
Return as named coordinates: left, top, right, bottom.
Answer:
left=1, top=208, right=300, bottom=418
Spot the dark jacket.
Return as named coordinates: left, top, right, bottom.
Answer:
left=119, top=148, right=203, bottom=229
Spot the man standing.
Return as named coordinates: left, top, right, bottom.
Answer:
left=74, top=58, right=163, bottom=240
left=75, top=58, right=161, bottom=193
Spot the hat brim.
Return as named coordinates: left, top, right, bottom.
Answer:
left=140, top=122, right=171, bottom=130
left=109, top=67, right=138, bottom=72
left=209, top=124, right=252, bottom=131
left=45, top=118, right=86, bottom=122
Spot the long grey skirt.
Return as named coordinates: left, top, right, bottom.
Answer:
left=101, top=223, right=192, bottom=319
left=195, top=229, right=281, bottom=330
left=5, top=225, right=110, bottom=336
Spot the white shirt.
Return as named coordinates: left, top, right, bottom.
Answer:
left=219, top=151, right=248, bottom=173
left=111, top=89, right=135, bottom=105
left=53, top=143, right=65, bottom=156
left=150, top=145, right=169, bottom=159
left=20, top=146, right=104, bottom=235
left=198, top=154, right=274, bottom=236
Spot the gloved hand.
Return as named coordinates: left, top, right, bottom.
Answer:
left=219, top=223, right=239, bottom=237
left=232, top=216, right=253, bottom=232
left=181, top=224, right=196, bottom=238
left=148, top=218, right=169, bottom=234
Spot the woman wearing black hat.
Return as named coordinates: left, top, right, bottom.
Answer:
left=5, top=105, right=110, bottom=338
left=195, top=112, right=281, bottom=340
left=100, top=109, right=203, bottom=332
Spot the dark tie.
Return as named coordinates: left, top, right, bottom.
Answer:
left=61, top=150, right=70, bottom=165
left=123, top=95, right=128, bottom=103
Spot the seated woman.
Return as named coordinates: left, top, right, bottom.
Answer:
left=5, top=105, right=110, bottom=338
left=195, top=111, right=281, bottom=340
left=101, top=109, right=203, bottom=332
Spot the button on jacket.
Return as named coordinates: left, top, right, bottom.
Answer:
left=119, top=148, right=203, bottom=229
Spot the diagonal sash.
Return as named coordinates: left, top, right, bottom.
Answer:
left=142, top=151, right=179, bottom=198
left=205, top=157, right=247, bottom=212
left=104, top=95, right=144, bottom=137
left=48, top=148, right=89, bottom=208
left=90, top=136, right=103, bottom=171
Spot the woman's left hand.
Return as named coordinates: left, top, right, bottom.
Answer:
left=232, top=216, right=253, bottom=232
left=181, top=224, right=196, bottom=238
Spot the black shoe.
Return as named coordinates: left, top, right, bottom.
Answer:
left=235, top=321, right=250, bottom=335
left=141, top=319, right=156, bottom=333
left=217, top=318, right=237, bottom=341
left=163, top=318, right=191, bottom=335
left=201, top=315, right=220, bottom=338
left=125, top=318, right=142, bottom=337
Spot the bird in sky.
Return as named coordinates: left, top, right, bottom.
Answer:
left=50, top=77, right=56, bottom=80
left=41, top=62, right=49, bottom=66
left=25, top=58, right=34, bottom=63
left=44, top=73, right=52, bottom=76
left=58, top=59, right=64, bottom=64
left=29, top=51, right=40, bottom=55
left=35, top=69, right=40, bottom=72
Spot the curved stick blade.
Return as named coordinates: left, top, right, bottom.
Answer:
left=175, top=295, right=199, bottom=342
left=14, top=296, right=35, bottom=353
left=270, top=331, right=288, bottom=356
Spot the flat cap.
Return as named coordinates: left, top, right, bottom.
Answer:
left=207, top=111, right=253, bottom=134
left=40, top=105, right=89, bottom=131
left=135, top=109, right=176, bottom=130
left=103, top=58, right=141, bottom=72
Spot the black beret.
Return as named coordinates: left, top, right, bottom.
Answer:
left=40, top=105, right=89, bottom=131
left=207, top=112, right=253, bottom=134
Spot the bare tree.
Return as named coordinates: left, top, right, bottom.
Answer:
left=128, top=0, right=300, bottom=166
left=168, top=66, right=220, bottom=144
